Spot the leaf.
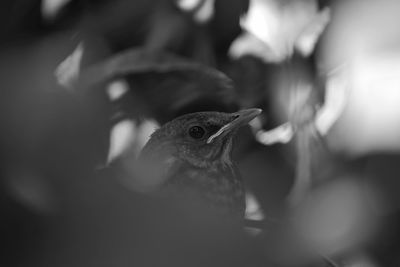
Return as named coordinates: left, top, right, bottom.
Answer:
left=76, top=48, right=238, bottom=123
left=77, top=48, right=232, bottom=89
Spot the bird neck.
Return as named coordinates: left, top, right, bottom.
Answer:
left=181, top=138, right=234, bottom=170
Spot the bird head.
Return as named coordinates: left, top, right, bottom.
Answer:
left=141, top=108, right=262, bottom=168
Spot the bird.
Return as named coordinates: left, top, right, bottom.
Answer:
left=133, top=108, right=262, bottom=218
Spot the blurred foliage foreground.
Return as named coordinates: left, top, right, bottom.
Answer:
left=1, top=0, right=400, bottom=267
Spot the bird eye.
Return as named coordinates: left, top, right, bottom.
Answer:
left=188, top=126, right=205, bottom=139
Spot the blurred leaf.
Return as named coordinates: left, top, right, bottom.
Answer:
left=77, top=48, right=232, bottom=89
left=76, top=48, right=238, bottom=123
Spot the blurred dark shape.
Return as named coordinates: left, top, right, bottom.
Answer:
left=77, top=48, right=238, bottom=124
left=226, top=56, right=270, bottom=109
left=370, top=211, right=400, bottom=267
left=123, top=69, right=237, bottom=124
left=2, top=165, right=269, bottom=267
left=0, top=33, right=116, bottom=266
left=211, top=0, right=249, bottom=60
left=0, top=0, right=43, bottom=44
left=261, top=224, right=330, bottom=267
left=236, top=139, right=294, bottom=217
left=367, top=155, right=400, bottom=203
left=0, top=35, right=112, bottom=167
left=317, top=0, right=332, bottom=10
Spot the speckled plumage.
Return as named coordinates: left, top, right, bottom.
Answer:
left=138, top=109, right=261, bottom=217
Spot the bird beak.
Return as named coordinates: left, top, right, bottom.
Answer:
left=207, top=108, right=262, bottom=144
